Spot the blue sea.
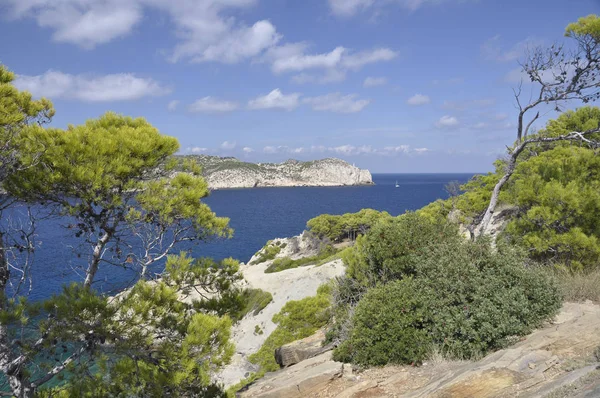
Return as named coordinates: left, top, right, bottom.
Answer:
left=13, top=173, right=476, bottom=301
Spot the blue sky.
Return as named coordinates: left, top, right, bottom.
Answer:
left=1, top=0, right=599, bottom=172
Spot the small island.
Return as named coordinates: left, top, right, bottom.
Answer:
left=179, top=155, right=374, bottom=189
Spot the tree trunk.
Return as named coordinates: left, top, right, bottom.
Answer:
left=84, top=231, right=111, bottom=288
left=0, top=232, right=34, bottom=397
left=475, top=128, right=600, bottom=237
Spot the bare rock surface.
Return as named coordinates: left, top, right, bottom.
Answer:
left=214, top=234, right=345, bottom=387
left=275, top=329, right=333, bottom=367
left=181, top=156, right=373, bottom=189
left=239, top=301, right=600, bottom=398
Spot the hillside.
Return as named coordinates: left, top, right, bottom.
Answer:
left=178, top=155, right=374, bottom=189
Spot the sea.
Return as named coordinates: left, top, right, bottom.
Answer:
left=10, top=173, right=476, bottom=301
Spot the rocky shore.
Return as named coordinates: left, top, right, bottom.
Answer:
left=179, top=156, right=373, bottom=189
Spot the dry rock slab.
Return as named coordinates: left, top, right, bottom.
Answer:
left=239, top=352, right=343, bottom=398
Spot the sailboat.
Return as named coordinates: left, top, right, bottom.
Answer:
left=395, top=180, right=400, bottom=188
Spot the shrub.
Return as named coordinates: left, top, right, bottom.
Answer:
left=265, top=245, right=339, bottom=273
left=343, top=212, right=461, bottom=288
left=249, top=243, right=281, bottom=265
left=307, top=209, right=391, bottom=242
left=334, top=240, right=562, bottom=365
left=333, top=278, right=432, bottom=366
left=235, top=289, right=273, bottom=320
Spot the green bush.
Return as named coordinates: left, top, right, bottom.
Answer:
left=235, top=289, right=273, bottom=320
left=334, top=240, right=562, bottom=366
left=265, top=245, right=340, bottom=273
left=343, top=212, right=461, bottom=288
left=307, top=209, right=391, bottom=242
left=248, top=284, right=332, bottom=372
left=250, top=243, right=281, bottom=265
left=333, top=278, right=432, bottom=366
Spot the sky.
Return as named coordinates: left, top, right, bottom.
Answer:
left=1, top=0, right=599, bottom=173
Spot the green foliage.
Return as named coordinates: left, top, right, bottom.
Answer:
left=306, top=209, right=391, bottom=242
left=250, top=242, right=282, bottom=265
left=334, top=239, right=562, bottom=366
left=333, top=278, right=432, bottom=366
left=565, top=14, right=600, bottom=40
left=234, top=289, right=273, bottom=321
left=265, top=245, right=339, bottom=273
left=428, top=107, right=600, bottom=270
left=29, top=272, right=235, bottom=397
left=343, top=212, right=461, bottom=288
left=0, top=64, right=54, bottom=180
left=248, top=284, right=332, bottom=373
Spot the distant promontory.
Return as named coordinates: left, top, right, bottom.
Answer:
left=179, top=155, right=373, bottom=189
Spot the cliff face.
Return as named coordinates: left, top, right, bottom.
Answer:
left=181, top=156, right=373, bottom=189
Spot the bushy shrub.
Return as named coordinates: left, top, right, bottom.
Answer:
left=307, top=209, right=391, bottom=242
left=343, top=212, right=461, bottom=288
left=333, top=278, right=432, bottom=366
left=265, top=245, right=339, bottom=273
left=334, top=240, right=562, bottom=366
left=249, top=243, right=281, bottom=265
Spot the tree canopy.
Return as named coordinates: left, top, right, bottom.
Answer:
left=0, top=65, right=240, bottom=397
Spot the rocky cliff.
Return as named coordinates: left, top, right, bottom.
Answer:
left=179, top=156, right=373, bottom=189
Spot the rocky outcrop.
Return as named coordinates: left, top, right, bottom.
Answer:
left=215, top=233, right=346, bottom=388
left=240, top=301, right=600, bottom=398
left=179, top=156, right=373, bottom=189
left=275, top=329, right=333, bottom=368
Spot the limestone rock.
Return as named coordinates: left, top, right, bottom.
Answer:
left=275, top=329, right=332, bottom=367
left=238, top=352, right=343, bottom=398
left=179, top=155, right=374, bottom=189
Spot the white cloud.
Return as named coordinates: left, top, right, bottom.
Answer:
left=220, top=141, right=237, bottom=150
left=14, top=70, right=169, bottom=101
left=5, top=0, right=143, bottom=49
left=303, top=93, right=370, bottom=113
left=482, top=35, right=543, bottom=63
left=167, top=100, right=179, bottom=111
left=262, top=146, right=278, bottom=154
left=328, top=0, right=463, bottom=17
left=265, top=44, right=397, bottom=83
left=242, top=147, right=254, bottom=153
left=407, top=94, right=430, bottom=106
left=261, top=146, right=306, bottom=155
left=5, top=0, right=280, bottom=63
left=271, top=46, right=345, bottom=74
left=188, top=147, right=208, bottom=154
left=248, top=89, right=300, bottom=111
left=177, top=19, right=281, bottom=64
left=363, top=76, right=387, bottom=87
left=341, top=48, right=397, bottom=70
left=435, top=115, right=460, bottom=128
left=307, top=144, right=425, bottom=156
left=189, top=97, right=239, bottom=113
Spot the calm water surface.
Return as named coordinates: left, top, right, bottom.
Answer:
left=19, top=173, right=475, bottom=300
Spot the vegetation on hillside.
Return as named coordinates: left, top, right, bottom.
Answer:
left=0, top=65, right=240, bottom=397
left=306, top=208, right=391, bottom=242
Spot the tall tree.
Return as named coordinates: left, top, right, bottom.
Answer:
left=0, top=68, right=240, bottom=397
left=476, top=15, right=600, bottom=236
left=0, top=65, right=54, bottom=397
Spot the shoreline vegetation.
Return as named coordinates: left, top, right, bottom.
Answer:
left=1, top=13, right=600, bottom=398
